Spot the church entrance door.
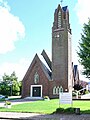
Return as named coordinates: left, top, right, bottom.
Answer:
left=32, top=87, right=41, bottom=97
left=31, top=85, right=42, bottom=98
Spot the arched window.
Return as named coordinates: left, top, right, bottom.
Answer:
left=53, top=86, right=57, bottom=95
left=57, top=86, right=60, bottom=94
left=53, top=86, right=63, bottom=95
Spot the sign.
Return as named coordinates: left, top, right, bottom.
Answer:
left=59, top=92, right=72, bottom=106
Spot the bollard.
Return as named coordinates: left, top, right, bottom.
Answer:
left=75, top=108, right=80, bottom=115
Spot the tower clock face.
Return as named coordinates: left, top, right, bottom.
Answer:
left=58, top=10, right=61, bottom=28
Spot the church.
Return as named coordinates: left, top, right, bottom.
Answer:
left=22, top=4, right=79, bottom=99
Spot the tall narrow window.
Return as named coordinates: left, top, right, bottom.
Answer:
left=57, top=86, right=60, bottom=94
left=53, top=86, right=57, bottom=95
left=58, top=10, right=62, bottom=28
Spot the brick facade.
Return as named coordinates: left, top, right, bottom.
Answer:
left=22, top=54, right=51, bottom=98
left=52, top=5, right=72, bottom=92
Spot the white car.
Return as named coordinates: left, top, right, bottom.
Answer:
left=0, top=95, right=5, bottom=99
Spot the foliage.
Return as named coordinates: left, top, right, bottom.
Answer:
left=85, top=90, right=90, bottom=94
left=64, top=107, right=75, bottom=113
left=0, top=81, right=10, bottom=96
left=73, top=84, right=83, bottom=91
left=77, top=20, right=90, bottom=79
left=72, top=90, right=77, bottom=96
left=18, top=81, right=22, bottom=95
left=55, top=107, right=75, bottom=114
left=43, top=96, right=50, bottom=100
left=0, top=71, right=22, bottom=96
left=55, top=107, right=64, bottom=113
left=5, top=101, right=11, bottom=105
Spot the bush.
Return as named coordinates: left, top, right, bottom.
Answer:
left=56, top=108, right=64, bottom=113
left=73, top=84, right=83, bottom=90
left=85, top=90, right=89, bottom=94
left=55, top=107, right=75, bottom=114
left=72, top=90, right=77, bottom=96
left=5, top=101, right=11, bottom=105
left=64, top=107, right=75, bottom=113
left=43, top=96, right=50, bottom=100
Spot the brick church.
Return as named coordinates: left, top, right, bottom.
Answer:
left=22, top=4, right=79, bottom=99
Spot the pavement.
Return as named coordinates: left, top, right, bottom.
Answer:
left=0, top=112, right=90, bottom=120
left=0, top=99, right=90, bottom=120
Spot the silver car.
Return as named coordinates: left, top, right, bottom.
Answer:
left=0, top=95, right=5, bottom=99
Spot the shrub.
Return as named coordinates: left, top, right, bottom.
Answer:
left=5, top=101, right=11, bottom=105
left=64, top=107, right=75, bottom=113
left=55, top=107, right=75, bottom=114
left=56, top=108, right=64, bottom=113
left=43, top=96, right=50, bottom=100
left=85, top=90, right=89, bottom=94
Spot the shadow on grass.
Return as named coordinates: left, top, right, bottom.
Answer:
left=81, top=109, right=90, bottom=114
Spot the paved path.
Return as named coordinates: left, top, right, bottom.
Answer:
left=0, top=99, right=32, bottom=107
left=0, top=112, right=90, bottom=120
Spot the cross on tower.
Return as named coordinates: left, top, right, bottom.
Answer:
left=60, top=0, right=63, bottom=6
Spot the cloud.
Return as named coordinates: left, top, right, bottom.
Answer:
left=0, top=0, right=25, bottom=54
left=0, top=51, right=51, bottom=81
left=75, top=0, right=90, bottom=25
left=0, top=58, right=30, bottom=81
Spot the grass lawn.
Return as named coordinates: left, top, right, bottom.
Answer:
left=0, top=99, right=90, bottom=114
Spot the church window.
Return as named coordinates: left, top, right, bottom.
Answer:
left=53, top=86, right=63, bottom=95
left=58, top=10, right=62, bottom=28
left=53, top=86, right=57, bottom=95
left=57, top=86, right=60, bottom=94
left=53, top=86, right=61, bottom=95
left=34, top=72, right=39, bottom=84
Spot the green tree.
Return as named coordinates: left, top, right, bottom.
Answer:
left=77, top=20, right=90, bottom=79
left=0, top=71, right=21, bottom=96
left=0, top=81, right=10, bottom=96
left=18, top=81, right=22, bottom=95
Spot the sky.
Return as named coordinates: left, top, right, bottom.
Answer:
left=0, top=0, right=90, bottom=82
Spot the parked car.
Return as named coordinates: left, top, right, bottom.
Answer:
left=0, top=95, right=5, bottom=99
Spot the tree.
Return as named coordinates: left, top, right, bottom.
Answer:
left=0, top=81, right=10, bottom=96
left=77, top=20, right=90, bottom=79
left=73, top=84, right=83, bottom=91
left=18, top=81, right=22, bottom=95
left=0, top=71, right=21, bottom=96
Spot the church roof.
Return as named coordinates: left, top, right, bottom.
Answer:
left=41, top=50, right=52, bottom=71
left=23, top=54, right=51, bottom=81
left=62, top=6, right=68, bottom=12
left=74, top=65, right=78, bottom=77
left=73, top=65, right=79, bottom=81
left=38, top=55, right=52, bottom=80
left=41, top=61, right=52, bottom=79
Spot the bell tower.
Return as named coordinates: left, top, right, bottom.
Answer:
left=52, top=4, right=72, bottom=91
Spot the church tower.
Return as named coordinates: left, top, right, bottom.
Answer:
left=52, top=4, right=72, bottom=92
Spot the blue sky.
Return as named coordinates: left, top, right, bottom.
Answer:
left=0, top=0, right=90, bottom=81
